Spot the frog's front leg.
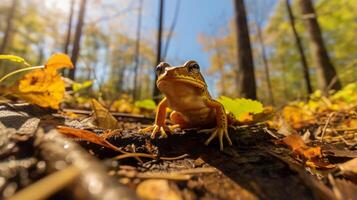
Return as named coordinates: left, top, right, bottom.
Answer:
left=139, top=97, right=169, bottom=138
left=204, top=98, right=233, bottom=150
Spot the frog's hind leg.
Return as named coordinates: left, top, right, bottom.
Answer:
left=169, top=111, right=190, bottom=130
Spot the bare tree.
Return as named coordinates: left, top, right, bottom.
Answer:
left=162, top=0, right=180, bottom=60
left=233, top=0, right=257, bottom=99
left=298, top=0, right=341, bottom=92
left=69, top=0, right=87, bottom=80
left=153, top=0, right=164, bottom=103
left=0, top=0, right=18, bottom=54
left=285, top=0, right=312, bottom=95
left=133, top=0, right=143, bottom=100
left=256, top=24, right=274, bottom=105
left=64, top=0, right=75, bottom=55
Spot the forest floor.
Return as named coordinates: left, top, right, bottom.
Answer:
left=1, top=103, right=357, bottom=200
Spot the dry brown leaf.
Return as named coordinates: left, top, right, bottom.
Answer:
left=8, top=53, right=73, bottom=109
left=91, top=99, right=122, bottom=129
left=57, top=126, right=124, bottom=153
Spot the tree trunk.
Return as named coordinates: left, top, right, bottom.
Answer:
left=233, top=0, right=257, bottom=99
left=162, top=0, right=180, bottom=60
left=153, top=0, right=164, bottom=103
left=285, top=0, right=313, bottom=95
left=64, top=0, right=75, bottom=55
left=256, top=24, right=274, bottom=105
left=133, top=0, right=143, bottom=100
left=0, top=0, right=18, bottom=54
left=298, top=0, right=341, bottom=92
left=69, top=0, right=87, bottom=80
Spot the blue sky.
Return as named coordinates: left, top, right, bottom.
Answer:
left=138, top=0, right=277, bottom=95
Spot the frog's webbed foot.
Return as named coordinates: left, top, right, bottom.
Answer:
left=139, top=124, right=169, bottom=139
left=204, top=126, right=232, bottom=151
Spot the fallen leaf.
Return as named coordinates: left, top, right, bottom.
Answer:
left=136, top=179, right=181, bottom=200
left=91, top=99, right=122, bottom=129
left=7, top=53, right=73, bottom=109
left=134, top=99, right=156, bottom=110
left=282, top=106, right=316, bottom=129
left=57, top=126, right=124, bottom=153
left=44, top=53, right=74, bottom=72
left=278, top=134, right=334, bottom=169
left=218, top=96, right=264, bottom=119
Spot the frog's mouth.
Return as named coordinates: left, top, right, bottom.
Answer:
left=157, top=76, right=206, bottom=90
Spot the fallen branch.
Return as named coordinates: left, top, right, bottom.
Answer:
left=9, top=165, right=80, bottom=200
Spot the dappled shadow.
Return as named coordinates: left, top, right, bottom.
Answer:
left=71, top=124, right=315, bottom=199
left=152, top=128, right=315, bottom=200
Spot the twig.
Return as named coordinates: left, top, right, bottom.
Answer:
left=321, top=113, right=335, bottom=142
left=113, top=153, right=189, bottom=161
left=121, top=171, right=191, bottom=181
left=174, top=167, right=217, bottom=175
left=61, top=108, right=154, bottom=121
left=8, top=166, right=80, bottom=200
left=332, top=127, right=357, bottom=132
left=119, top=167, right=217, bottom=181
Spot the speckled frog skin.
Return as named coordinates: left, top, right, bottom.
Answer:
left=140, top=61, right=236, bottom=150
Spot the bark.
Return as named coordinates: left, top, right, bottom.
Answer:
left=69, top=0, right=87, bottom=80
left=298, top=0, right=341, bottom=92
left=256, top=24, right=274, bottom=105
left=0, top=0, right=18, bottom=54
left=133, top=0, right=143, bottom=100
left=285, top=0, right=312, bottom=95
left=64, top=0, right=75, bottom=55
left=153, top=0, right=164, bottom=103
left=233, top=0, right=257, bottom=99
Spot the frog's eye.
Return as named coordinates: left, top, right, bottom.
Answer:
left=188, top=63, right=200, bottom=72
left=155, top=62, right=169, bottom=76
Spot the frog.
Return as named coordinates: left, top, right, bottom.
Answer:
left=139, top=61, right=237, bottom=150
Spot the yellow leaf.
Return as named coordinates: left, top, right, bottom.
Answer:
left=91, top=99, right=122, bottom=129
left=7, top=53, right=73, bottom=109
left=11, top=69, right=65, bottom=109
left=283, top=106, right=316, bottom=129
left=45, top=53, right=73, bottom=72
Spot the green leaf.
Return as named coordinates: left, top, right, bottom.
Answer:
left=72, top=80, right=93, bottom=92
left=0, top=55, right=30, bottom=66
left=217, top=96, right=264, bottom=118
left=135, top=99, right=156, bottom=110
left=331, top=83, right=357, bottom=103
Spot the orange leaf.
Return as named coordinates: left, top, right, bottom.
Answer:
left=45, top=53, right=73, bottom=71
left=280, top=134, right=322, bottom=160
left=57, top=126, right=125, bottom=153
left=278, top=134, right=334, bottom=169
